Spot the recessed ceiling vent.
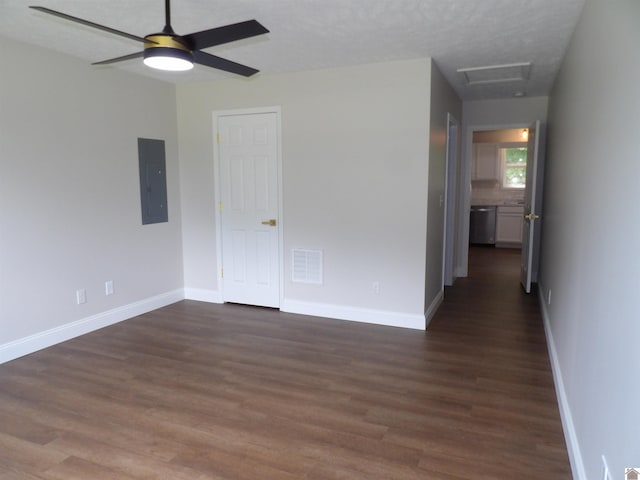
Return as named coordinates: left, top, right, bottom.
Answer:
left=457, top=62, right=532, bottom=85
left=292, top=249, right=323, bottom=284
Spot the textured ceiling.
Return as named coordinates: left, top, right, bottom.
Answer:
left=0, top=0, right=585, bottom=100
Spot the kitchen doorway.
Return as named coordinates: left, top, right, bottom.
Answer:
left=457, top=123, right=543, bottom=282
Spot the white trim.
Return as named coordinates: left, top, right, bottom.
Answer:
left=281, top=299, right=425, bottom=330
left=425, top=289, right=444, bottom=329
left=212, top=107, right=284, bottom=308
left=0, top=290, right=183, bottom=365
left=538, top=284, right=586, bottom=480
left=443, top=112, right=458, bottom=287
left=454, top=266, right=466, bottom=278
left=184, top=288, right=223, bottom=304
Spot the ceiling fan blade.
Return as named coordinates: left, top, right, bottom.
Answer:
left=193, top=51, right=259, bottom=77
left=29, top=6, right=149, bottom=44
left=183, top=20, right=268, bottom=50
left=92, top=51, right=145, bottom=66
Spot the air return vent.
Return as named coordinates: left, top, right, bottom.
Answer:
left=457, top=62, right=531, bottom=85
left=292, top=249, right=323, bottom=284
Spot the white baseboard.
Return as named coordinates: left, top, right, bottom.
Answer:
left=0, top=289, right=184, bottom=365
left=184, top=288, right=223, bottom=304
left=1, top=289, right=430, bottom=364
left=454, top=266, right=467, bottom=278
left=281, top=299, right=425, bottom=330
left=425, top=290, right=444, bottom=328
left=538, top=284, right=586, bottom=480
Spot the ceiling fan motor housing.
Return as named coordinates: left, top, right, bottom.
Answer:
left=143, top=33, right=194, bottom=68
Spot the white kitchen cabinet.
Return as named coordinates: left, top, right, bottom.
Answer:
left=496, top=205, right=524, bottom=246
left=472, top=143, right=499, bottom=181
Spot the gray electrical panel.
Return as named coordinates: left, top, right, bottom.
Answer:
left=138, top=138, right=168, bottom=225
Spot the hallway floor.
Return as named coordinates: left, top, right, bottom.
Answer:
left=428, top=245, right=571, bottom=477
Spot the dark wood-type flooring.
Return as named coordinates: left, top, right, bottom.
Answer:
left=0, top=247, right=571, bottom=479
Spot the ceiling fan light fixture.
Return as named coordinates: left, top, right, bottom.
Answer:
left=143, top=34, right=193, bottom=71
left=144, top=47, right=193, bottom=71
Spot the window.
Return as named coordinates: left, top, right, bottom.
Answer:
left=500, top=146, right=527, bottom=189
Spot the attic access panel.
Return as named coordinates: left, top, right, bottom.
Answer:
left=457, top=62, right=532, bottom=85
left=138, top=138, right=168, bottom=225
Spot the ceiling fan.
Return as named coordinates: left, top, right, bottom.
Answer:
left=29, top=0, right=269, bottom=76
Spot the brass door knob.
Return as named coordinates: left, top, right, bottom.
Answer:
left=261, top=219, right=277, bottom=226
left=524, top=213, right=540, bottom=221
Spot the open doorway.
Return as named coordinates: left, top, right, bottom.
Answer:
left=457, top=123, right=531, bottom=279
left=469, top=128, right=527, bottom=249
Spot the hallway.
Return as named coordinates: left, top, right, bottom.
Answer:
left=427, top=245, right=570, bottom=477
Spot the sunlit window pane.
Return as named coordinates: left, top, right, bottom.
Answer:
left=501, top=147, right=527, bottom=189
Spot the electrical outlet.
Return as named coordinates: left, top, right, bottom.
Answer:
left=372, top=281, right=380, bottom=294
left=602, top=455, right=611, bottom=480
left=105, top=280, right=114, bottom=296
left=76, top=289, right=86, bottom=305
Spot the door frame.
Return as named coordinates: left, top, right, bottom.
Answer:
left=212, top=106, right=284, bottom=307
left=456, top=121, right=530, bottom=278
left=443, top=113, right=458, bottom=287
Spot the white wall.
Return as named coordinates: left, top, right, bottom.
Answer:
left=463, top=97, right=549, bottom=127
left=0, top=37, right=183, bottom=361
left=456, top=96, right=549, bottom=276
left=540, top=0, right=640, bottom=477
left=425, top=60, right=461, bottom=320
left=178, top=59, right=432, bottom=328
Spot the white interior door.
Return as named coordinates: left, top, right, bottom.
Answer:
left=521, top=120, right=542, bottom=293
left=218, top=112, right=280, bottom=307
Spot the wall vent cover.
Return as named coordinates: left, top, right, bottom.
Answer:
left=292, top=249, right=323, bottom=284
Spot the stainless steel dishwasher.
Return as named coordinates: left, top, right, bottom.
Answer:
left=469, top=205, right=496, bottom=245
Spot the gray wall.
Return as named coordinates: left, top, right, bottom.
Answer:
left=178, top=59, right=433, bottom=328
left=425, top=60, right=462, bottom=319
left=540, top=0, right=640, bottom=477
left=0, top=37, right=183, bottom=360
left=0, top=45, right=461, bottom=357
